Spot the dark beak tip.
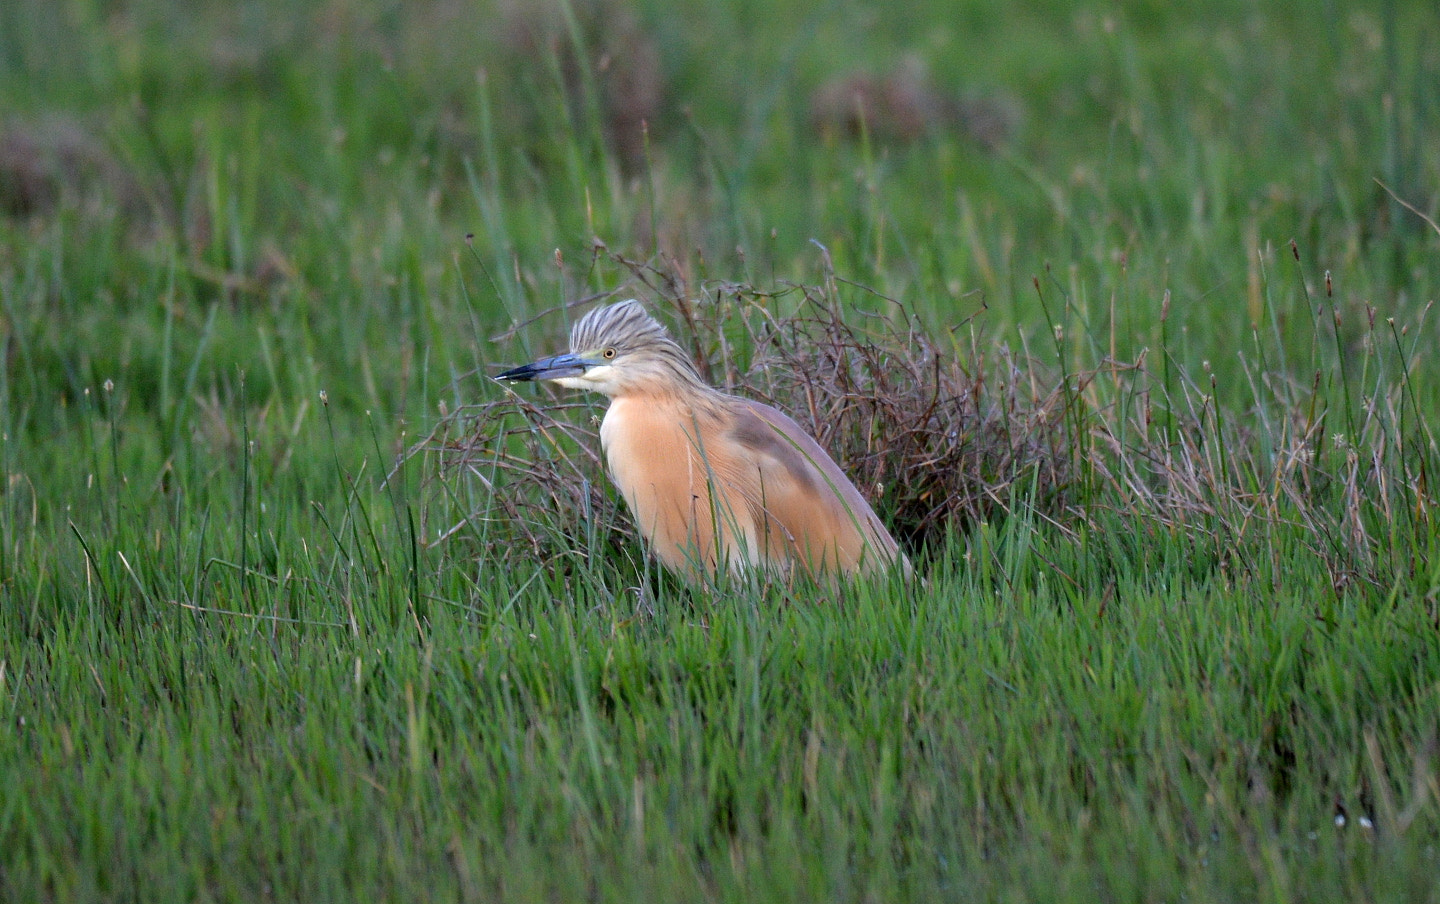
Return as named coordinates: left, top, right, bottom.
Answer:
left=494, top=367, right=532, bottom=383
left=495, top=360, right=551, bottom=382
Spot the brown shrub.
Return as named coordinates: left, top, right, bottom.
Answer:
left=405, top=253, right=1073, bottom=568
left=810, top=58, right=1022, bottom=150
left=0, top=114, right=144, bottom=218
left=405, top=254, right=1436, bottom=593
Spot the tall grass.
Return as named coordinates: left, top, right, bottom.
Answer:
left=1, top=0, right=1438, bottom=901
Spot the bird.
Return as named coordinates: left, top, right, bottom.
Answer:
left=496, top=299, right=908, bottom=583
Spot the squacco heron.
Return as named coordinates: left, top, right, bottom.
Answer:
left=497, top=300, right=907, bottom=581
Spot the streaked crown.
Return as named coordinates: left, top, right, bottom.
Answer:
left=570, top=300, right=670, bottom=355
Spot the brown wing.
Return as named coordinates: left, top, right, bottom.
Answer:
left=721, top=398, right=902, bottom=576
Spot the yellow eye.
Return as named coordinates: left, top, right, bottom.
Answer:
left=602, top=347, right=616, bottom=359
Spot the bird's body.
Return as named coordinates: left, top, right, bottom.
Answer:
left=498, top=300, right=905, bottom=582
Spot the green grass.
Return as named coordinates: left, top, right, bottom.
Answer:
left=2, top=0, right=1439, bottom=900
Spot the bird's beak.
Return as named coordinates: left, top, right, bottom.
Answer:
left=495, top=353, right=600, bottom=383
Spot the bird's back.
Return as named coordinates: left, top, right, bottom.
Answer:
left=725, top=397, right=902, bottom=574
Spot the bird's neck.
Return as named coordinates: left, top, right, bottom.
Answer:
left=608, top=383, right=725, bottom=415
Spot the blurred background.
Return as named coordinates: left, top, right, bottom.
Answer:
left=0, top=0, right=1437, bottom=458
left=3, top=1, right=1435, bottom=302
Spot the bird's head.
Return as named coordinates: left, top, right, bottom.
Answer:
left=496, top=299, right=707, bottom=399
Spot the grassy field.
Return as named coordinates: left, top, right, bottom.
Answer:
left=2, top=0, right=1439, bottom=900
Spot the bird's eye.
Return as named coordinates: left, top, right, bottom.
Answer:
left=602, top=347, right=616, bottom=359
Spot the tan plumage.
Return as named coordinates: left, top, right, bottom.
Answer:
left=497, top=300, right=906, bottom=582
